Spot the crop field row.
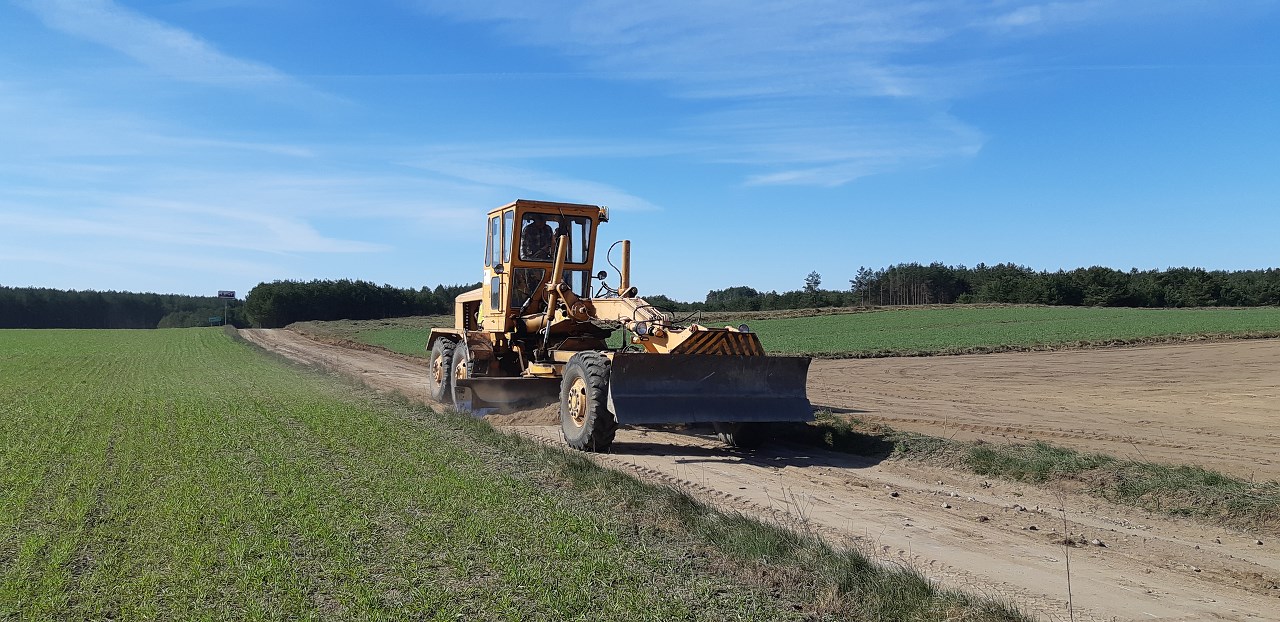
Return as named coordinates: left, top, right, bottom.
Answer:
left=0, top=328, right=1024, bottom=621
left=291, top=305, right=1280, bottom=358
left=735, top=305, right=1280, bottom=356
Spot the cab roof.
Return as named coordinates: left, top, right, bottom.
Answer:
left=488, top=199, right=607, bottom=221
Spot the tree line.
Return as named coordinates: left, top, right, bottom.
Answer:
left=848, top=263, right=1280, bottom=308
left=6, top=264, right=1277, bottom=329
left=647, top=264, right=1280, bottom=312
left=243, top=279, right=478, bottom=328
left=0, top=279, right=476, bottom=329
left=0, top=286, right=246, bottom=329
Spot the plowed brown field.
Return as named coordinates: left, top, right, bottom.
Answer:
left=808, top=340, right=1280, bottom=481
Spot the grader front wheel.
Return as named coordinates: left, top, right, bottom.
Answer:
left=427, top=339, right=455, bottom=402
left=449, top=342, right=473, bottom=410
left=559, top=351, right=617, bottom=452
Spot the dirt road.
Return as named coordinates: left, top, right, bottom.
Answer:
left=240, top=329, right=1280, bottom=621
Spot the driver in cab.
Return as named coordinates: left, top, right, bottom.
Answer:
left=520, top=213, right=555, bottom=261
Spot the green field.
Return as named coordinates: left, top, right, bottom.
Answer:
left=0, top=328, right=1022, bottom=621
left=292, top=305, right=1280, bottom=358
left=290, top=316, right=454, bottom=357
left=738, top=305, right=1280, bottom=356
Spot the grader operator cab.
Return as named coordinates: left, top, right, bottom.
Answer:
left=426, top=199, right=812, bottom=452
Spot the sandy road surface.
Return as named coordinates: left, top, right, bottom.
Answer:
left=240, top=329, right=1280, bottom=621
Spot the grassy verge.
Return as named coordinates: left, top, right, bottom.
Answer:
left=791, top=414, right=1280, bottom=533
left=0, top=328, right=1028, bottom=621
left=289, top=305, right=1280, bottom=359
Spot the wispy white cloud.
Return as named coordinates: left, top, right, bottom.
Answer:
left=167, top=0, right=301, bottom=11
left=406, top=1, right=1147, bottom=186
left=982, top=1, right=1105, bottom=33
left=0, top=244, right=287, bottom=291
left=0, top=74, right=611, bottom=292
left=145, top=135, right=317, bottom=158
left=15, top=0, right=301, bottom=88
left=0, top=88, right=478, bottom=254
left=686, top=102, right=985, bottom=186
left=411, top=0, right=1105, bottom=100
left=0, top=75, right=396, bottom=281
left=410, top=139, right=692, bottom=162
left=0, top=203, right=385, bottom=255
left=406, top=158, right=661, bottom=211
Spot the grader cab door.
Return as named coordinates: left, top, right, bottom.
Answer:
left=481, top=209, right=516, bottom=330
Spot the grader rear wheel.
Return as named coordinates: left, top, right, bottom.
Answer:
left=559, top=351, right=617, bottom=452
left=427, top=339, right=456, bottom=402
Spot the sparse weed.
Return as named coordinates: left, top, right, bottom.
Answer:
left=793, top=416, right=1280, bottom=532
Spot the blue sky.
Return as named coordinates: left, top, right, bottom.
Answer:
left=1, top=1, right=1277, bottom=302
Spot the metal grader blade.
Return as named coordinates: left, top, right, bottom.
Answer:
left=606, top=353, right=813, bottom=425
left=454, top=377, right=560, bottom=415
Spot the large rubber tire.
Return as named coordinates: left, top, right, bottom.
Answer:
left=427, top=339, right=455, bottom=403
left=449, top=342, right=473, bottom=410
left=560, top=351, right=618, bottom=452
left=714, top=422, right=765, bottom=449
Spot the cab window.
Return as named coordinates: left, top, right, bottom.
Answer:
left=513, top=268, right=544, bottom=307
left=488, top=215, right=502, bottom=267
left=519, top=214, right=592, bottom=263
left=561, top=270, right=591, bottom=298
left=501, top=210, right=514, bottom=263
left=563, top=217, right=591, bottom=264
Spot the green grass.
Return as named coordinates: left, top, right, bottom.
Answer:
left=735, top=305, right=1280, bottom=356
left=359, top=327, right=444, bottom=355
left=291, top=305, right=1280, bottom=358
left=290, top=316, right=453, bottom=357
left=795, top=414, right=1280, bottom=532
left=0, top=328, right=1028, bottom=621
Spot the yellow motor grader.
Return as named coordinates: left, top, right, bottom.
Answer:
left=426, top=199, right=812, bottom=452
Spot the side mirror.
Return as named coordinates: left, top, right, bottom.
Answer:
left=493, top=264, right=505, bottom=274
left=596, top=270, right=607, bottom=280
